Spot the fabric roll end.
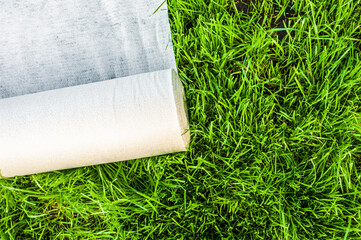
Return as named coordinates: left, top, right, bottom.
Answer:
left=171, top=69, right=190, bottom=151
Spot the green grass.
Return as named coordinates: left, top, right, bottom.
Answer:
left=1, top=0, right=361, bottom=239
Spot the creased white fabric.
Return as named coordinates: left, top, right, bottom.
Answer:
left=0, top=0, right=189, bottom=177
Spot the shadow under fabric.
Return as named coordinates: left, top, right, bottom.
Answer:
left=0, top=0, right=190, bottom=177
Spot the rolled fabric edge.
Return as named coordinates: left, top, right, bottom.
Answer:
left=0, top=68, right=190, bottom=178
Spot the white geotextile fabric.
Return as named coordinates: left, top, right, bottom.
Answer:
left=0, top=0, right=189, bottom=177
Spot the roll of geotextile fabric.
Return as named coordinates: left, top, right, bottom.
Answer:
left=0, top=0, right=189, bottom=177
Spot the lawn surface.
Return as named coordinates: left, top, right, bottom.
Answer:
left=1, top=0, right=361, bottom=239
